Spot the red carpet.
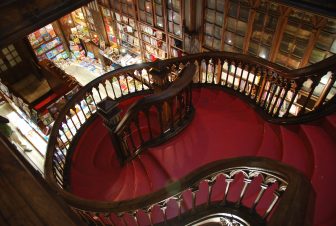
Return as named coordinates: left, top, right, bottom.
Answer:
left=70, top=88, right=336, bottom=226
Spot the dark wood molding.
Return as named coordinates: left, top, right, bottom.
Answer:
left=0, top=134, right=86, bottom=226
left=0, top=0, right=93, bottom=46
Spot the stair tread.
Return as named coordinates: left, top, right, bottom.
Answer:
left=115, top=162, right=136, bottom=201
left=69, top=88, right=336, bottom=226
left=301, top=124, right=336, bottom=225
left=280, top=125, right=313, bottom=178
left=257, top=123, right=282, bottom=160
left=138, top=153, right=171, bottom=191
left=131, top=158, right=152, bottom=198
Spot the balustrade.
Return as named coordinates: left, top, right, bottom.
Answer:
left=44, top=51, right=336, bottom=226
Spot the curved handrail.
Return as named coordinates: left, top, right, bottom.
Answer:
left=44, top=51, right=335, bottom=225
left=113, top=64, right=196, bottom=161
left=116, top=64, right=196, bottom=129
left=49, top=157, right=315, bottom=226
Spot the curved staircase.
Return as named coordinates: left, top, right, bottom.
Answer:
left=70, top=87, right=336, bottom=226
left=44, top=52, right=336, bottom=226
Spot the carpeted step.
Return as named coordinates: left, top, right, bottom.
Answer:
left=138, top=153, right=172, bottom=191
left=114, top=162, right=136, bottom=201
left=70, top=168, right=120, bottom=201
left=300, top=123, right=336, bottom=226
left=256, top=123, right=282, bottom=160
left=131, top=158, right=152, bottom=198
left=280, top=125, right=313, bottom=178
left=323, top=113, right=336, bottom=141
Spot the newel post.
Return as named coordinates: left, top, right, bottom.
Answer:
left=149, top=62, right=171, bottom=129
left=97, top=97, right=125, bottom=165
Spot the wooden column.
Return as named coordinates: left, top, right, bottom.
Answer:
left=96, top=97, right=124, bottom=165
left=149, top=63, right=170, bottom=129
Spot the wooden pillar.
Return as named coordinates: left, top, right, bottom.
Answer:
left=96, top=97, right=124, bottom=165
left=149, top=63, right=170, bottom=129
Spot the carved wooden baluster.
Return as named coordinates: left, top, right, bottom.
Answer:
left=57, top=137, right=67, bottom=151
left=266, top=78, right=280, bottom=113
left=298, top=79, right=319, bottom=116
left=125, top=75, right=131, bottom=94
left=89, top=91, right=98, bottom=108
left=178, top=93, right=183, bottom=124
left=107, top=79, right=117, bottom=98
left=221, top=177, right=233, bottom=205
left=261, top=74, right=274, bottom=109
left=236, top=178, right=252, bottom=206
left=95, top=85, right=103, bottom=101
left=135, top=70, right=144, bottom=90
left=207, top=177, right=216, bottom=206
left=250, top=183, right=268, bottom=212
left=244, top=66, right=254, bottom=95
left=134, top=113, right=144, bottom=146
left=83, top=94, right=93, bottom=115
left=117, top=213, right=128, bottom=226
left=256, top=69, right=268, bottom=104
left=77, top=101, right=88, bottom=120
left=156, top=104, right=164, bottom=135
left=263, top=186, right=286, bottom=220
left=205, top=59, right=209, bottom=83
left=169, top=98, right=175, bottom=131
left=131, top=211, right=140, bottom=226
left=224, top=61, right=231, bottom=87
left=215, top=59, right=222, bottom=84
left=196, top=60, right=201, bottom=84
left=177, top=195, right=183, bottom=220
left=66, top=114, right=78, bottom=131
left=102, top=80, right=109, bottom=97
left=93, top=213, right=107, bottom=226
left=103, top=213, right=116, bottom=226
left=314, top=73, right=336, bottom=109
left=191, top=185, right=199, bottom=212
left=269, top=85, right=282, bottom=115
left=283, top=80, right=304, bottom=118
left=73, top=106, right=83, bottom=126
left=53, top=169, right=63, bottom=186
left=63, top=121, right=74, bottom=137
left=233, top=62, right=241, bottom=90
left=142, top=109, right=152, bottom=139
left=59, top=129, right=70, bottom=145
left=126, top=126, right=137, bottom=154
left=274, top=81, right=291, bottom=117
left=211, top=59, right=216, bottom=84
left=131, top=72, right=137, bottom=91
left=54, top=147, right=65, bottom=165
left=220, top=59, right=229, bottom=86
left=76, top=211, right=92, bottom=225
left=144, top=207, right=153, bottom=226
left=238, top=64, right=246, bottom=92
left=52, top=152, right=63, bottom=170
left=116, top=76, right=124, bottom=97
left=231, top=61, right=238, bottom=89
left=161, top=205, right=168, bottom=225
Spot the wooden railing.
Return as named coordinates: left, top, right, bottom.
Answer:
left=113, top=64, right=196, bottom=162
left=44, top=51, right=336, bottom=225
left=47, top=157, right=315, bottom=226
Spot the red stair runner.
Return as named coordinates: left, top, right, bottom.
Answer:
left=70, top=88, right=336, bottom=226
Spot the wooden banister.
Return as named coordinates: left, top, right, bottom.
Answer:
left=44, top=51, right=336, bottom=226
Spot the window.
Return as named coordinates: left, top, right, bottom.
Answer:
left=203, top=0, right=224, bottom=50
left=2, top=45, right=22, bottom=68
left=167, top=0, right=182, bottom=36
left=248, top=0, right=279, bottom=60
left=275, top=10, right=313, bottom=69
left=309, top=20, right=336, bottom=64
left=223, top=0, right=251, bottom=52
